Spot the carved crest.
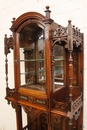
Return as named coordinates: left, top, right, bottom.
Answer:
left=53, top=25, right=67, bottom=37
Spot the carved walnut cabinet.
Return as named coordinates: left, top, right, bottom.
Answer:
left=4, top=6, right=83, bottom=130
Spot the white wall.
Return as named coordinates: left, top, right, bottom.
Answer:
left=0, top=0, right=87, bottom=130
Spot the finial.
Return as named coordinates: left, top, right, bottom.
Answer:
left=12, top=18, right=16, bottom=21
left=12, top=17, right=16, bottom=23
left=46, top=5, right=50, bottom=10
left=68, top=20, right=72, bottom=24
left=5, top=34, right=7, bottom=37
left=45, top=5, right=51, bottom=18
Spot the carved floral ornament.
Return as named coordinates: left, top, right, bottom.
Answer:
left=53, top=25, right=67, bottom=37
left=53, top=115, right=63, bottom=124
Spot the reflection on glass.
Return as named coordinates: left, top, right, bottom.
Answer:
left=53, top=44, right=65, bottom=91
left=19, top=24, right=46, bottom=93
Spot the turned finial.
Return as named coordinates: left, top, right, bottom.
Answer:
left=45, top=5, right=51, bottom=18
left=46, top=5, right=50, bottom=10
left=12, top=17, right=16, bottom=23
left=68, top=20, right=72, bottom=24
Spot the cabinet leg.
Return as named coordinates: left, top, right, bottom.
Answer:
left=16, top=105, right=22, bottom=130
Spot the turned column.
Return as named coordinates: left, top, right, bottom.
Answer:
left=68, top=20, right=73, bottom=130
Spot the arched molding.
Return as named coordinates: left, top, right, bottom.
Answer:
left=10, top=12, right=46, bottom=32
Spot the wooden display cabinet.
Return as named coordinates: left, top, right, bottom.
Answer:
left=4, top=6, right=84, bottom=130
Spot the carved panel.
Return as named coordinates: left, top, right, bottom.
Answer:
left=53, top=25, right=67, bottom=38
left=72, top=48, right=78, bottom=86
left=23, top=106, right=48, bottom=130
left=30, top=120, right=37, bottom=130
left=53, top=115, right=63, bottom=130
left=53, top=100, right=68, bottom=112
left=40, top=112, right=48, bottom=130
left=51, top=50, right=55, bottom=78
left=23, top=106, right=39, bottom=130
left=23, top=106, right=38, bottom=121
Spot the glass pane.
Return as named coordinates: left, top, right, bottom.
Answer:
left=19, top=24, right=46, bottom=93
left=53, top=44, right=65, bottom=91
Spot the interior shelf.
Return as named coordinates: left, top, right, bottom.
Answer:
left=20, top=59, right=44, bottom=62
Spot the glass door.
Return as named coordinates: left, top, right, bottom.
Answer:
left=19, top=24, right=46, bottom=93
left=53, top=44, right=65, bottom=91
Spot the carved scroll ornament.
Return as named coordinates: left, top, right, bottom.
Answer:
left=6, top=87, right=16, bottom=99
left=23, top=106, right=39, bottom=121
left=4, top=34, right=14, bottom=55
left=53, top=100, right=68, bottom=112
